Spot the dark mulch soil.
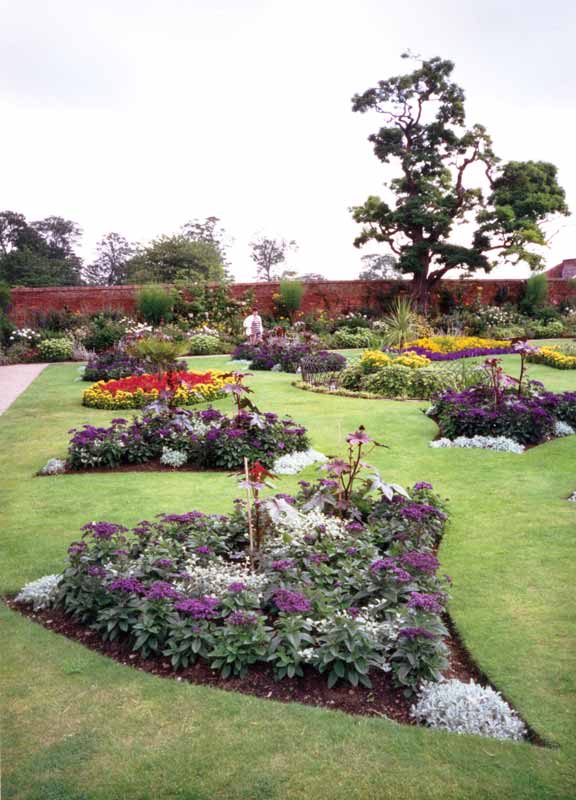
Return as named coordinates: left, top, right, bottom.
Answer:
left=7, top=597, right=527, bottom=732
left=37, top=460, right=229, bottom=476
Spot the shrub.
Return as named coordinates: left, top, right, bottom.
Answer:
left=362, top=365, right=414, bottom=397
left=37, top=337, right=74, bottom=362
left=126, top=335, right=189, bottom=374
left=82, top=317, right=126, bottom=352
left=136, top=286, right=175, bottom=324
left=521, top=273, right=548, bottom=314
left=276, top=280, right=304, bottom=320
left=380, top=298, right=419, bottom=348
left=233, top=337, right=315, bottom=372
left=300, top=351, right=347, bottom=387
left=0, top=283, right=11, bottom=313
left=411, top=679, right=527, bottom=741
left=331, top=329, right=381, bottom=348
left=187, top=333, right=223, bottom=355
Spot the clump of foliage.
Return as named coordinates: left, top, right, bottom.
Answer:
left=187, top=333, right=224, bottom=355
left=25, top=428, right=452, bottom=696
left=411, top=679, right=527, bottom=741
left=37, top=337, right=73, bottom=362
left=136, top=286, right=176, bottom=325
left=275, top=280, right=304, bottom=321
left=83, top=350, right=187, bottom=382
left=66, top=405, right=310, bottom=471
left=233, top=333, right=318, bottom=372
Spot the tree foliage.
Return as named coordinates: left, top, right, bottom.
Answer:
left=358, top=253, right=401, bottom=280
left=181, top=216, right=232, bottom=277
left=250, top=235, right=297, bottom=281
left=0, top=210, right=83, bottom=286
left=124, top=235, right=227, bottom=284
left=351, top=54, right=569, bottom=307
left=83, top=232, right=134, bottom=285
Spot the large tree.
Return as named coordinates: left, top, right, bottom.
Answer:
left=0, top=210, right=83, bottom=286
left=358, top=253, right=401, bottom=280
left=249, top=235, right=298, bottom=281
left=124, top=234, right=227, bottom=284
left=181, top=216, right=232, bottom=278
left=83, top=232, right=134, bottom=285
left=351, top=55, right=569, bottom=307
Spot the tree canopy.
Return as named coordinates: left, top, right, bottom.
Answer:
left=123, top=234, right=228, bottom=284
left=350, top=54, right=570, bottom=306
left=0, top=211, right=83, bottom=286
left=249, top=235, right=298, bottom=281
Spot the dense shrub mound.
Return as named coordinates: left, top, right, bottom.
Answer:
left=21, top=439, right=452, bottom=695
left=232, top=334, right=319, bottom=372
left=66, top=406, right=310, bottom=471
left=83, top=351, right=187, bottom=382
left=82, top=370, right=235, bottom=409
left=430, top=385, right=576, bottom=445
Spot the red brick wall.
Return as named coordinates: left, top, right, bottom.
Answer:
left=7, top=278, right=575, bottom=325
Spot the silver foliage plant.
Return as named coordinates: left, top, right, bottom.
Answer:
left=39, top=458, right=67, bottom=475
left=273, top=448, right=327, bottom=475
left=15, top=574, right=62, bottom=611
left=554, top=420, right=575, bottom=437
left=430, top=436, right=525, bottom=454
left=160, top=447, right=188, bottom=468
left=411, top=679, right=527, bottom=741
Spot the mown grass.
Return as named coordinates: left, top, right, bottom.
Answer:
left=2, top=350, right=576, bottom=800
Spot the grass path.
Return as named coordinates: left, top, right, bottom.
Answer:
left=2, top=354, right=575, bottom=799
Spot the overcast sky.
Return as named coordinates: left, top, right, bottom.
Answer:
left=1, top=0, right=575, bottom=282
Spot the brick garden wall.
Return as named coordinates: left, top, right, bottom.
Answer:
left=7, top=278, right=575, bottom=325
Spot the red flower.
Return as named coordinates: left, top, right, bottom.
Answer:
left=101, top=371, right=216, bottom=397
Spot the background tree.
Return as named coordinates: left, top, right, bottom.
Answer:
left=249, top=235, right=298, bottom=281
left=0, top=210, right=83, bottom=286
left=299, top=272, right=327, bottom=281
left=123, top=234, right=227, bottom=284
left=351, top=54, right=569, bottom=308
left=83, top=232, right=134, bottom=285
left=358, top=253, right=401, bottom=280
left=181, top=216, right=232, bottom=278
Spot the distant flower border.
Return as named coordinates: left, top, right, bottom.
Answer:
left=82, top=370, right=236, bottom=409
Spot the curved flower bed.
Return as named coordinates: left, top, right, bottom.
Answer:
left=66, top=406, right=310, bottom=471
left=429, top=386, right=576, bottom=446
left=82, top=370, right=235, bottom=409
left=527, top=345, right=576, bottom=370
left=400, top=336, right=513, bottom=361
left=19, top=448, right=453, bottom=696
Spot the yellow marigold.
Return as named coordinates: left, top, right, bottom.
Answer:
left=392, top=352, right=431, bottom=368
left=359, top=350, right=391, bottom=373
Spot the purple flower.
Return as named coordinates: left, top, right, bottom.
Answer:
left=153, top=558, right=174, bottom=569
left=346, top=547, right=359, bottom=556
left=175, top=596, right=220, bottom=619
left=87, top=565, right=107, bottom=578
left=81, top=521, right=127, bottom=540
left=228, top=610, right=259, bottom=626
left=346, top=428, right=372, bottom=446
left=113, top=549, right=129, bottom=557
left=401, top=552, right=439, bottom=575
left=398, top=627, right=436, bottom=641
left=273, top=588, right=312, bottom=613
left=108, top=577, right=146, bottom=595
left=408, top=592, right=444, bottom=614
left=370, top=557, right=397, bottom=573
left=146, top=581, right=181, bottom=600
left=414, top=481, right=433, bottom=491
left=271, top=559, right=296, bottom=571
left=67, top=541, right=87, bottom=557
left=307, top=553, right=329, bottom=565
left=346, top=521, right=365, bottom=533
left=347, top=607, right=360, bottom=618
left=227, top=582, right=247, bottom=593
left=195, top=545, right=213, bottom=556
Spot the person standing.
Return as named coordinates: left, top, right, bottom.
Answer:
left=243, top=307, right=263, bottom=344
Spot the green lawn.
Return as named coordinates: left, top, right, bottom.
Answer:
left=2, top=352, right=576, bottom=800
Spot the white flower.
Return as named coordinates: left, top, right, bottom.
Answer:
left=273, top=449, right=327, bottom=475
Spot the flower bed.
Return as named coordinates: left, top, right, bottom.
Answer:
left=82, top=370, right=234, bottom=409
left=83, top=351, right=188, bottom=382
left=21, top=432, right=453, bottom=697
left=232, top=334, right=319, bottom=372
left=429, top=385, right=576, bottom=446
left=527, top=345, right=576, bottom=370
left=400, top=336, right=513, bottom=361
left=65, top=406, right=309, bottom=471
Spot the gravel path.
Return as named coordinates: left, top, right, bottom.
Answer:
left=0, top=363, right=48, bottom=415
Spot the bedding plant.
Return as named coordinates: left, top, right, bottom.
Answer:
left=21, top=428, right=453, bottom=697
left=82, top=370, right=236, bottom=409
left=83, top=350, right=188, bottom=382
